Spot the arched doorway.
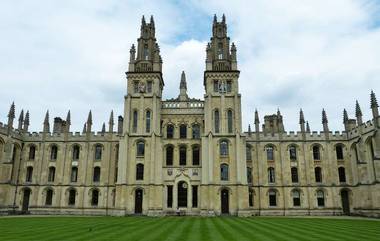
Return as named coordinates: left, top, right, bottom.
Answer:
left=134, top=189, right=143, bottom=214
left=22, top=188, right=31, bottom=212
left=341, top=189, right=350, bottom=215
left=221, top=189, right=229, bottom=214
left=177, top=181, right=188, bottom=208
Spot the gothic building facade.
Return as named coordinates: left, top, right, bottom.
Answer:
left=0, top=15, right=379, bottom=217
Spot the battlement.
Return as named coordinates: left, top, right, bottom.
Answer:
left=162, top=100, right=204, bottom=109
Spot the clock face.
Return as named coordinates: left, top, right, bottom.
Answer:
left=138, top=82, right=146, bottom=93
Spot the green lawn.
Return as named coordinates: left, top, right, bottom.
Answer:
left=0, top=216, right=379, bottom=241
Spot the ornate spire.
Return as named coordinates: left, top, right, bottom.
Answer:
left=24, top=111, right=30, bottom=132
left=180, top=71, right=187, bottom=90
left=8, top=102, right=15, bottom=120
left=299, top=109, right=305, bottom=124
left=130, top=44, right=136, bottom=62
left=109, top=110, right=114, bottom=133
left=355, top=100, right=363, bottom=125
left=322, top=109, right=328, bottom=124
left=371, top=90, right=378, bottom=108
left=101, top=122, right=106, bottom=134
left=87, top=110, right=92, bottom=125
left=43, top=110, right=50, bottom=133
left=141, top=15, right=146, bottom=27
left=248, top=124, right=252, bottom=136
left=343, top=108, right=348, bottom=123
left=222, top=13, right=226, bottom=23
left=18, top=109, right=24, bottom=130
left=213, top=14, right=217, bottom=24
left=178, top=71, right=188, bottom=101
left=83, top=123, right=87, bottom=134
left=150, top=15, right=154, bottom=28
left=254, top=109, right=259, bottom=124
left=306, top=121, right=310, bottom=133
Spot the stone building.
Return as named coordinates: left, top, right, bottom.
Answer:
left=0, top=15, right=379, bottom=217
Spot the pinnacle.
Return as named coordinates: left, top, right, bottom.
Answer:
left=355, top=100, right=362, bottom=117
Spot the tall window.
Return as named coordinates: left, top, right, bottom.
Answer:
left=292, top=190, right=301, bottom=207
left=133, top=110, right=138, bottom=133
left=221, top=164, right=229, bottom=181
left=192, top=146, right=200, bottom=166
left=315, top=167, right=322, bottom=183
left=179, top=146, right=187, bottom=166
left=48, top=167, right=55, bottom=182
left=213, top=80, right=219, bottom=92
left=266, top=146, right=274, bottom=161
left=217, top=43, right=223, bottom=59
left=166, top=146, right=174, bottom=166
left=143, top=44, right=149, bottom=60
left=246, top=145, right=252, bottom=161
left=68, top=189, right=76, bottom=206
left=192, top=124, right=200, bottom=139
left=72, top=145, right=80, bottom=161
left=29, top=146, right=36, bottom=160
left=136, top=141, right=145, bottom=157
left=226, top=81, right=232, bottom=93
left=269, top=190, right=277, bottom=206
left=247, top=167, right=253, bottom=184
left=147, top=81, right=153, bottom=93
left=179, top=124, right=187, bottom=139
left=167, top=124, right=174, bottom=139
left=71, top=167, right=78, bottom=182
left=91, top=189, right=99, bottom=206
left=145, top=110, right=151, bottom=133
left=291, top=167, right=299, bottom=183
left=93, top=167, right=101, bottom=183
left=45, top=189, right=53, bottom=206
left=214, top=110, right=220, bottom=133
left=317, top=190, right=325, bottom=207
left=289, top=146, right=297, bottom=161
left=336, top=145, right=344, bottom=160
left=134, top=81, right=139, bottom=93
left=192, top=185, right=198, bottom=208
left=167, top=185, right=173, bottom=208
left=220, top=140, right=228, bottom=156
left=313, top=146, right=321, bottom=160
left=268, top=167, right=275, bottom=183
left=136, top=164, right=144, bottom=180
left=26, top=166, right=33, bottom=182
left=338, top=167, right=346, bottom=183
left=249, top=189, right=254, bottom=207
left=227, top=110, right=233, bottom=133
left=94, top=145, right=102, bottom=161
left=50, top=145, right=58, bottom=161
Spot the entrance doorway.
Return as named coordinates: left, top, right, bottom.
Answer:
left=341, top=190, right=350, bottom=215
left=22, top=188, right=31, bottom=212
left=134, top=189, right=143, bottom=214
left=221, top=189, right=229, bottom=214
left=177, top=181, right=188, bottom=208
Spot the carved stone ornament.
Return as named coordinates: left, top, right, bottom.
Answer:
left=138, top=81, right=146, bottom=93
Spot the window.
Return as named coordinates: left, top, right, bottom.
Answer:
left=143, top=44, right=149, bottom=60
left=50, top=145, right=58, bottom=161
left=166, top=146, right=174, bottom=166
left=192, top=185, right=198, bottom=208
left=221, top=164, right=229, bottom=181
left=246, top=145, right=252, bottom=161
left=93, top=167, right=100, bottom=183
left=134, top=81, right=139, bottom=93
left=213, top=80, right=219, bottom=92
left=192, top=124, right=200, bottom=139
left=71, top=167, right=78, bottom=182
left=227, top=110, right=233, bottom=133
left=136, top=163, right=144, bottom=180
left=192, top=146, right=200, bottom=166
left=266, top=146, right=274, bottom=161
left=338, top=167, right=346, bottom=183
left=91, top=189, right=99, bottom=206
left=315, top=167, right=322, bottom=183
left=167, top=185, right=173, bottom=208
left=29, top=146, right=36, bottom=160
left=313, top=146, right=321, bottom=160
left=45, top=189, right=53, bottom=206
left=72, top=145, right=80, bottom=161
left=95, top=145, right=102, bottom=161
left=179, top=124, right=187, bottom=139
left=167, top=124, right=174, bottom=139
left=133, top=110, right=138, bottom=133
left=179, top=146, right=187, bottom=166
left=147, top=81, right=153, bottom=93
left=68, top=189, right=76, bottom=206
left=218, top=43, right=223, bottom=59
left=289, top=146, right=297, bottom=161
left=48, top=167, right=55, bottom=182
left=249, top=189, right=254, bottom=207
left=291, top=167, right=298, bottom=183
left=336, top=145, right=344, bottom=160
left=26, top=166, right=33, bottom=182
left=247, top=167, right=252, bottom=184
left=226, top=81, right=232, bottom=93
left=136, top=141, right=145, bottom=157
left=220, top=140, right=228, bottom=156
left=146, top=110, right=151, bottom=133
left=269, top=190, right=277, bottom=206
left=214, top=110, right=220, bottom=133
left=268, top=167, right=275, bottom=183
left=292, top=190, right=301, bottom=207
left=317, top=190, right=325, bottom=207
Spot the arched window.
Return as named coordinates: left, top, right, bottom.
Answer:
left=315, top=167, right=322, bottom=183
left=292, top=190, right=301, bottom=207
left=266, top=146, right=274, bottom=161
left=336, top=145, right=344, bottom=160
left=93, top=167, right=101, bottom=183
left=246, top=145, right=252, bottom=161
left=317, top=190, right=325, bottom=207
left=313, top=145, right=321, bottom=160
left=48, top=167, right=55, bottom=182
left=166, top=146, right=174, bottom=166
left=289, top=146, right=297, bottom=161
left=136, top=163, right=144, bottom=180
left=179, top=146, right=187, bottom=166
left=143, top=44, right=149, bottom=60
left=68, top=189, right=76, bottom=206
left=221, top=164, right=229, bottom=181
left=291, top=167, right=298, bottom=183
left=227, top=110, right=233, bottom=133
left=338, top=167, right=346, bottom=183
left=133, top=110, right=138, bottom=133
left=91, top=189, right=99, bottom=206
left=220, top=140, right=228, bottom=156
left=180, top=124, right=187, bottom=139
left=29, top=145, right=36, bottom=160
left=45, top=189, right=53, bottom=206
left=71, top=167, right=78, bottom=182
left=72, top=145, right=80, bottom=161
left=94, top=144, right=102, bottom=161
left=249, top=188, right=254, bottom=207
left=167, top=124, right=174, bottom=139
left=269, top=190, right=277, bottom=206
left=214, top=109, right=220, bottom=133
left=217, top=42, right=223, bottom=59
left=145, top=110, right=151, bottom=133
left=136, top=141, right=145, bottom=157
left=192, top=124, right=200, bottom=139
left=247, top=167, right=253, bottom=184
left=192, top=146, right=200, bottom=166
left=50, top=145, right=58, bottom=161
left=26, top=166, right=33, bottom=182
left=268, top=167, right=275, bottom=183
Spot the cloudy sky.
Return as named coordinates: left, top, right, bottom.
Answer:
left=0, top=0, right=379, bottom=133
